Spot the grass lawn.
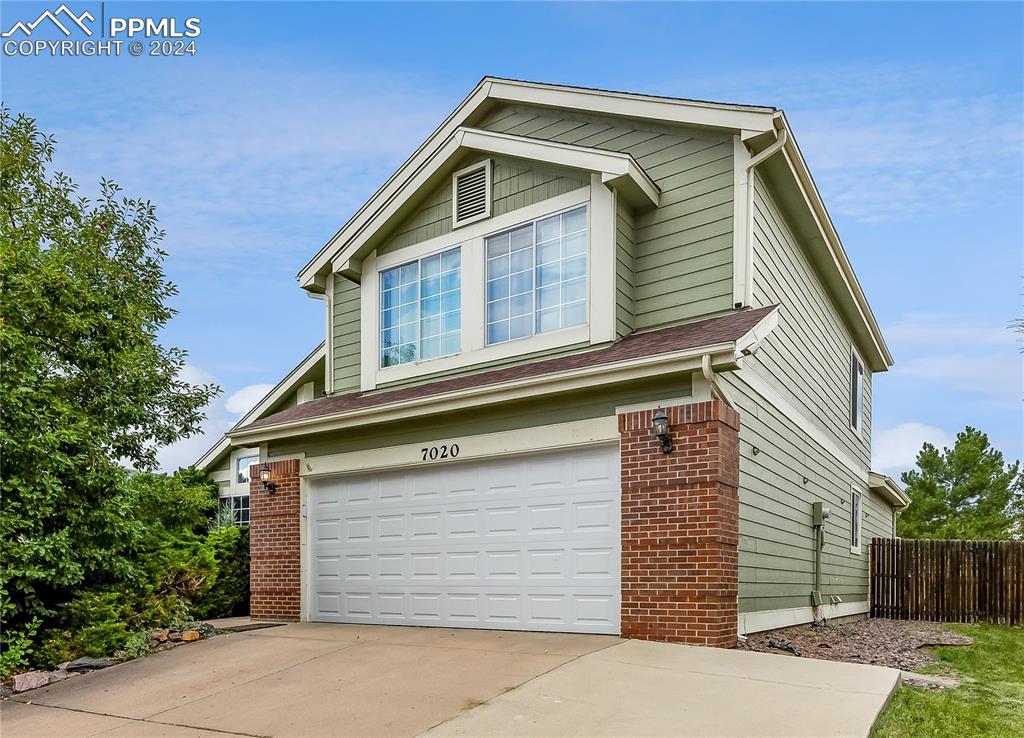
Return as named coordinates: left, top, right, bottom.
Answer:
left=872, top=623, right=1024, bottom=737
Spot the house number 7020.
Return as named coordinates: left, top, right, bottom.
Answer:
left=421, top=443, right=459, bottom=461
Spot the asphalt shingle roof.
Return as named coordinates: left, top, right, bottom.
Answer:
left=241, top=305, right=777, bottom=432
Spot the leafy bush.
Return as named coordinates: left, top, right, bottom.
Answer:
left=192, top=526, right=250, bottom=620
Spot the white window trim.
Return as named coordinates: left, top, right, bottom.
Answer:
left=451, top=159, right=492, bottom=228
left=359, top=186, right=616, bottom=390
left=849, top=344, right=865, bottom=437
left=226, top=447, right=260, bottom=497
left=850, top=484, right=863, bottom=555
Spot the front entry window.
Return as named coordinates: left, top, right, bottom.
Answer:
left=485, top=206, right=587, bottom=345
left=380, top=247, right=461, bottom=367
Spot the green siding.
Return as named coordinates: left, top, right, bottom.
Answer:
left=615, top=201, right=636, bottom=337
left=479, top=104, right=735, bottom=328
left=332, top=277, right=361, bottom=392
left=378, top=154, right=588, bottom=256
left=268, top=376, right=692, bottom=459
left=749, top=171, right=871, bottom=468
left=726, top=372, right=893, bottom=614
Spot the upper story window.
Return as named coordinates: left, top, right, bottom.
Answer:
left=485, top=206, right=587, bottom=345
left=235, top=452, right=259, bottom=487
left=850, top=348, right=864, bottom=434
left=380, top=247, right=461, bottom=367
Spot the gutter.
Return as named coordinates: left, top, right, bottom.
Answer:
left=701, top=354, right=734, bottom=409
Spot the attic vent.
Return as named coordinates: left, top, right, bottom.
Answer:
left=452, top=159, right=491, bottom=228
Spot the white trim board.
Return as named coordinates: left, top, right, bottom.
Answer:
left=738, top=601, right=869, bottom=635
left=301, top=417, right=619, bottom=478
left=735, top=367, right=870, bottom=480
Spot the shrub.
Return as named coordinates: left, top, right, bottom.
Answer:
left=192, top=526, right=250, bottom=619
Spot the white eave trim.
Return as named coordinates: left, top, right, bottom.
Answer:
left=773, top=112, right=892, bottom=370
left=869, top=471, right=911, bottom=509
left=229, top=345, right=733, bottom=445
left=299, top=77, right=774, bottom=289
left=326, top=127, right=659, bottom=278
left=458, top=128, right=660, bottom=209
left=228, top=307, right=780, bottom=445
left=192, top=343, right=326, bottom=471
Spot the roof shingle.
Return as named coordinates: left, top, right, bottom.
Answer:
left=241, top=306, right=777, bottom=432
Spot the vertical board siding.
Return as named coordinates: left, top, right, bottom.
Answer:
left=480, top=104, right=735, bottom=328
left=727, top=371, right=893, bottom=614
left=332, top=276, right=361, bottom=392
left=750, top=172, right=871, bottom=468
left=871, top=538, right=1023, bottom=625
left=378, top=155, right=587, bottom=256
left=616, top=202, right=636, bottom=336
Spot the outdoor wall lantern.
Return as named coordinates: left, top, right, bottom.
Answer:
left=259, top=463, right=276, bottom=494
left=651, top=407, right=674, bottom=453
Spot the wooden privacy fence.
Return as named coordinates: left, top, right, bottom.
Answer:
left=870, top=538, right=1023, bottom=625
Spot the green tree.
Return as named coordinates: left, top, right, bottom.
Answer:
left=0, top=110, right=219, bottom=667
left=897, top=427, right=1023, bottom=540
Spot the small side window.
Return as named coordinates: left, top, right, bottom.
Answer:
left=850, top=487, right=862, bottom=554
left=850, top=350, right=864, bottom=434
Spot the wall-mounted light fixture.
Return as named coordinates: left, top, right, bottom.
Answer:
left=259, top=462, right=276, bottom=494
left=651, top=407, right=673, bottom=453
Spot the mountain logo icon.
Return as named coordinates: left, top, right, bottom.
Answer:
left=2, top=4, right=94, bottom=37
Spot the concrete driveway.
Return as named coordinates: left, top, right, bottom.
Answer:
left=1, top=623, right=899, bottom=738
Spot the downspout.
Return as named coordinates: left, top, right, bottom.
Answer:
left=700, top=354, right=734, bottom=409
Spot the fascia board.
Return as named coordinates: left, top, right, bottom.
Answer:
left=227, top=343, right=738, bottom=444
left=487, top=79, right=777, bottom=133
left=460, top=128, right=660, bottom=208
left=774, top=112, right=892, bottom=370
left=328, top=128, right=660, bottom=276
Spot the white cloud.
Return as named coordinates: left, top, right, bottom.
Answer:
left=884, top=314, right=1018, bottom=348
left=891, top=352, right=1022, bottom=404
left=225, top=383, right=274, bottom=415
left=177, top=363, right=215, bottom=386
left=872, top=422, right=954, bottom=478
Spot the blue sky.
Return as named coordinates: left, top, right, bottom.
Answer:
left=3, top=1, right=1022, bottom=473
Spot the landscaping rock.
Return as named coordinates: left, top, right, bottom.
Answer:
left=65, top=656, right=119, bottom=672
left=48, top=670, right=69, bottom=684
left=197, top=623, right=216, bottom=638
left=150, top=628, right=169, bottom=643
left=180, top=630, right=201, bottom=642
left=0, top=685, right=13, bottom=698
left=168, top=631, right=183, bottom=642
left=12, top=671, right=52, bottom=692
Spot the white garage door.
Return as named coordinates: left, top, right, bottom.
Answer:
left=308, top=444, right=620, bottom=634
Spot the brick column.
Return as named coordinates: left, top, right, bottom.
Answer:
left=619, top=400, right=740, bottom=647
left=249, top=458, right=301, bottom=621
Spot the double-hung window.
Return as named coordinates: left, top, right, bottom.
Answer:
left=485, top=205, right=587, bottom=345
left=850, top=349, right=865, bottom=434
left=380, top=247, right=461, bottom=367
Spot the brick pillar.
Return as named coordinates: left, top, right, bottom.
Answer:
left=249, top=458, right=301, bottom=621
left=619, top=400, right=740, bottom=647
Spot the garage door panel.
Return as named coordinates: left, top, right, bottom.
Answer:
left=310, top=445, right=620, bottom=633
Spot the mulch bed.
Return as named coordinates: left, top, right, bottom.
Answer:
left=740, top=618, right=973, bottom=670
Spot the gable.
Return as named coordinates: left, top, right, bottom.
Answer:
left=378, top=153, right=589, bottom=256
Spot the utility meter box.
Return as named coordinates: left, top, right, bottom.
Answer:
left=812, top=501, right=831, bottom=527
